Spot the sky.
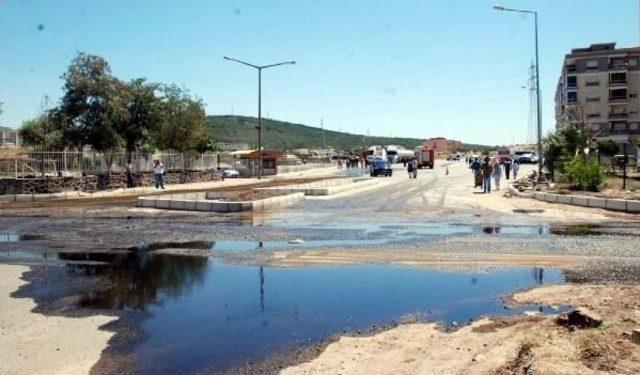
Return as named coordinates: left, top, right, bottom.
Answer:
left=0, top=0, right=638, bottom=145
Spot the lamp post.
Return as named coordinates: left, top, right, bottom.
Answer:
left=494, top=5, right=543, bottom=182
left=223, top=56, right=295, bottom=179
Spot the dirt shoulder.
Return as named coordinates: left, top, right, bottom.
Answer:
left=0, top=264, right=117, bottom=375
left=281, top=284, right=640, bottom=375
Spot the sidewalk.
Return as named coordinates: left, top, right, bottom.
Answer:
left=0, top=165, right=340, bottom=204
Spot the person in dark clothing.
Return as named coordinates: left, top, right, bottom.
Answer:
left=407, top=159, right=414, bottom=179
left=125, top=159, right=135, bottom=188
left=482, top=156, right=493, bottom=193
left=504, top=158, right=511, bottom=180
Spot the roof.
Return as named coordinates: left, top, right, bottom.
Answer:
left=239, top=150, right=284, bottom=159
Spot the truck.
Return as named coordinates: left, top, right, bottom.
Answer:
left=414, top=146, right=435, bottom=169
left=366, top=145, right=387, bottom=165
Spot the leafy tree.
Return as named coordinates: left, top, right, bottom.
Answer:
left=54, top=52, right=125, bottom=153
left=116, top=79, right=162, bottom=153
left=152, top=85, right=209, bottom=152
left=18, top=114, right=64, bottom=148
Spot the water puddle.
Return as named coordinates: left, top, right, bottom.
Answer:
left=0, top=234, right=46, bottom=242
left=39, top=252, right=565, bottom=374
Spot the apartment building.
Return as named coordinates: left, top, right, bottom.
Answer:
left=555, top=43, right=640, bottom=148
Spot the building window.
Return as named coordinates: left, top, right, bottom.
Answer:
left=610, top=72, right=627, bottom=84
left=629, top=58, right=638, bottom=68
left=630, top=93, right=638, bottom=99
left=609, top=89, right=627, bottom=101
left=586, top=60, right=599, bottom=69
left=587, top=113, right=601, bottom=118
left=630, top=123, right=639, bottom=131
left=612, top=122, right=628, bottom=132
left=567, top=92, right=578, bottom=103
left=585, top=79, right=600, bottom=86
left=586, top=95, right=600, bottom=102
left=567, top=76, right=577, bottom=88
left=609, top=58, right=627, bottom=69
left=566, top=63, right=577, bottom=72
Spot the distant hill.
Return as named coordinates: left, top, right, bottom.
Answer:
left=207, top=115, right=496, bottom=152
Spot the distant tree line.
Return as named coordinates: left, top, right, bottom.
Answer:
left=19, top=52, right=215, bottom=155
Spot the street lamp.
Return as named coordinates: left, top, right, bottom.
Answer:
left=223, top=56, right=296, bottom=179
left=494, top=5, right=543, bottom=182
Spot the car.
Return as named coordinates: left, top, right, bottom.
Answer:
left=370, top=160, right=392, bottom=177
left=219, top=167, right=240, bottom=178
left=614, top=154, right=638, bottom=166
left=515, top=153, right=538, bottom=164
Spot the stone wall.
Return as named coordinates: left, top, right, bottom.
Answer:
left=0, top=170, right=222, bottom=195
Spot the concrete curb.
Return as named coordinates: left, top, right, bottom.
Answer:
left=530, top=191, right=640, bottom=213
left=137, top=192, right=305, bottom=212
left=258, top=177, right=378, bottom=196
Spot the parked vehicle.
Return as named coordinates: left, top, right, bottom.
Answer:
left=370, top=159, right=393, bottom=177
left=366, top=145, right=387, bottom=164
left=414, top=146, right=435, bottom=169
left=514, top=151, right=538, bottom=164
left=447, top=153, right=461, bottom=161
left=219, top=167, right=240, bottom=178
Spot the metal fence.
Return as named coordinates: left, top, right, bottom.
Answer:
left=0, top=148, right=221, bottom=178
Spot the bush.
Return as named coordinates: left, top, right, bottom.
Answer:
left=566, top=156, right=604, bottom=192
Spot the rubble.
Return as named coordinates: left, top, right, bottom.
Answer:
left=556, top=307, right=603, bottom=329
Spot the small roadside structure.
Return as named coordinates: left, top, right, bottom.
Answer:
left=237, top=150, right=283, bottom=177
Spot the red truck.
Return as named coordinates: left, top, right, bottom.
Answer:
left=414, top=146, right=435, bottom=169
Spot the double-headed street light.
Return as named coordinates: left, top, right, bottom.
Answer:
left=223, top=56, right=296, bottom=179
left=494, top=5, right=543, bottom=182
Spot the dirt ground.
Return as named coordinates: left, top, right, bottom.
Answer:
left=280, top=284, right=640, bottom=375
left=0, top=264, right=118, bottom=375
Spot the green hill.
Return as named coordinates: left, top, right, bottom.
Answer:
left=207, top=115, right=496, bottom=152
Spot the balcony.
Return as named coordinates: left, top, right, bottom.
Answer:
left=609, top=81, right=627, bottom=88
left=609, top=112, right=628, bottom=119
left=609, top=96, right=628, bottom=103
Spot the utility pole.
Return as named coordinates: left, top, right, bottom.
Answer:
left=494, top=5, right=544, bottom=182
left=224, top=56, right=295, bottom=179
left=321, top=118, right=325, bottom=149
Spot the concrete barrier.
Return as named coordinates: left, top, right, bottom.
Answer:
left=572, top=196, right=589, bottom=207
left=523, top=189, right=639, bottom=214
left=627, top=200, right=640, bottom=213
left=605, top=199, right=627, bottom=212
left=587, top=197, right=606, bottom=209
left=556, top=195, right=572, bottom=205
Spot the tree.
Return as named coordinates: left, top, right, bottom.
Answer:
left=54, top=52, right=126, bottom=154
left=152, top=85, right=210, bottom=152
left=116, top=79, right=162, bottom=154
left=19, top=114, right=64, bottom=148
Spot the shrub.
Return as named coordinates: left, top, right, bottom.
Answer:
left=566, top=156, right=604, bottom=192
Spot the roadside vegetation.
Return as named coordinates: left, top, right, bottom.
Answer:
left=544, top=125, right=638, bottom=192
left=18, top=52, right=215, bottom=157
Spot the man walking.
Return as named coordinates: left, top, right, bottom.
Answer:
left=125, top=159, right=135, bottom=188
left=504, top=158, right=511, bottom=180
left=153, top=159, right=165, bottom=189
left=482, top=156, right=492, bottom=193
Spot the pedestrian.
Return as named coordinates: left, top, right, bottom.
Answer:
left=504, top=158, right=511, bottom=180
left=153, top=159, right=165, bottom=189
left=493, top=159, right=502, bottom=190
left=412, top=158, right=418, bottom=179
left=407, top=158, right=414, bottom=179
left=512, top=160, right=520, bottom=180
left=125, top=159, right=135, bottom=188
left=482, top=156, right=492, bottom=193
left=470, top=157, right=482, bottom=188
